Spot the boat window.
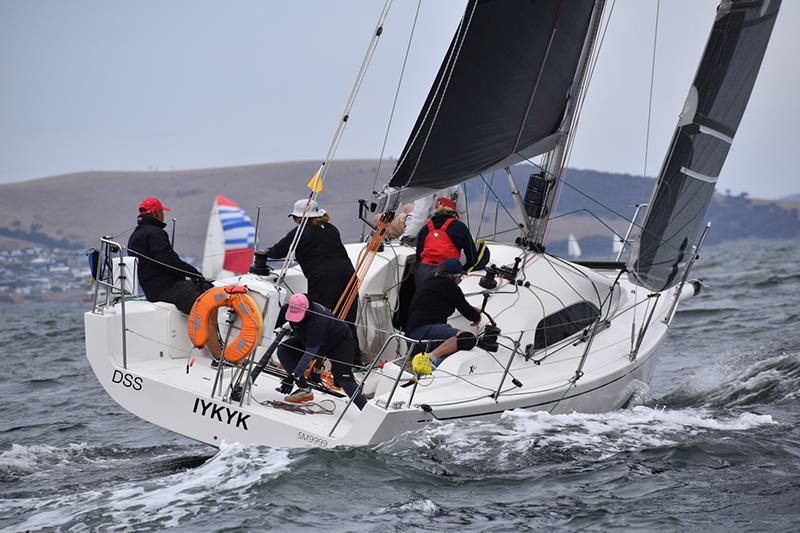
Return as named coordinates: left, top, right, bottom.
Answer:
left=534, top=301, right=600, bottom=350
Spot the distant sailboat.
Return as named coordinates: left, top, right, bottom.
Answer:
left=612, top=234, right=624, bottom=255
left=201, top=195, right=255, bottom=279
left=567, top=233, right=582, bottom=258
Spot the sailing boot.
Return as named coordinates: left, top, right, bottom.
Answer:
left=285, top=387, right=314, bottom=404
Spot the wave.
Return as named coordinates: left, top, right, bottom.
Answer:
left=674, top=307, right=739, bottom=318
left=659, top=353, right=800, bottom=409
left=375, top=406, right=774, bottom=476
left=0, top=443, right=292, bottom=531
left=753, top=273, right=800, bottom=289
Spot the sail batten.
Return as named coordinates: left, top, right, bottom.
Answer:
left=388, top=0, right=595, bottom=193
left=630, top=0, right=781, bottom=292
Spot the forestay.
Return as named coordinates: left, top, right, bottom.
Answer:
left=630, top=0, right=781, bottom=292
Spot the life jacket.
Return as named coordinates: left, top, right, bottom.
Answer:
left=420, top=217, right=459, bottom=266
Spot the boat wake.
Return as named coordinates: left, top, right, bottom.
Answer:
left=376, top=406, right=774, bottom=474
left=0, top=405, right=779, bottom=531
left=0, top=443, right=290, bottom=531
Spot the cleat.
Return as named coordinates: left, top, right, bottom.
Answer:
left=284, top=387, right=314, bottom=404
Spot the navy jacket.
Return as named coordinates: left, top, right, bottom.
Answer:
left=127, top=215, right=202, bottom=299
left=281, top=301, right=353, bottom=373
left=405, top=275, right=480, bottom=333
left=416, top=215, right=478, bottom=269
left=267, top=222, right=357, bottom=321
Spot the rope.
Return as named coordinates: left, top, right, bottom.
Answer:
left=256, top=398, right=336, bottom=415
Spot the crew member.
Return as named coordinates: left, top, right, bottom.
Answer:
left=276, top=293, right=367, bottom=409
left=406, top=258, right=481, bottom=368
left=266, top=199, right=361, bottom=363
left=128, top=196, right=220, bottom=357
left=415, top=197, right=478, bottom=284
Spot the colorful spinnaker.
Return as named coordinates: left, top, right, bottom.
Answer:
left=202, top=195, right=255, bottom=278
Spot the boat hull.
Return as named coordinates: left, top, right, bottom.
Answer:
left=84, top=243, right=689, bottom=449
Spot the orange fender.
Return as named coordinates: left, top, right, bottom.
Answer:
left=187, top=285, right=264, bottom=363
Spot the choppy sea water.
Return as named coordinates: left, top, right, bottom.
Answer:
left=1, top=239, right=799, bottom=532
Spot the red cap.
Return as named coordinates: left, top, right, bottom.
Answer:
left=138, top=197, right=171, bottom=214
left=435, top=197, right=456, bottom=212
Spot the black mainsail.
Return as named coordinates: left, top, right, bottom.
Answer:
left=388, top=0, right=595, bottom=193
left=630, top=0, right=781, bottom=292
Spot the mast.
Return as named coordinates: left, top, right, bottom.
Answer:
left=526, top=0, right=605, bottom=249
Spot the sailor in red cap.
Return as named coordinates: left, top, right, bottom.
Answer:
left=127, top=196, right=222, bottom=358
left=415, top=196, right=479, bottom=285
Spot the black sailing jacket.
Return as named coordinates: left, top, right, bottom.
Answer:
left=127, top=215, right=202, bottom=299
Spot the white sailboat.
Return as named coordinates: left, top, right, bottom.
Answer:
left=84, top=0, right=781, bottom=449
left=201, top=195, right=256, bottom=279
left=612, top=234, right=624, bottom=255
left=567, top=233, right=582, bottom=258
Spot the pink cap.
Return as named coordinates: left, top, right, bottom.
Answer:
left=285, top=293, right=309, bottom=322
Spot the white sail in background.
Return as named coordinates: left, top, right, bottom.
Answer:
left=568, top=233, right=582, bottom=258
left=202, top=196, right=224, bottom=278
left=612, top=235, right=624, bottom=255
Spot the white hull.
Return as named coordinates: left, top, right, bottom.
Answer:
left=85, top=242, right=693, bottom=449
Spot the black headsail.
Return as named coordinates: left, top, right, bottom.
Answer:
left=630, top=0, right=781, bottom=292
left=387, top=0, right=595, bottom=194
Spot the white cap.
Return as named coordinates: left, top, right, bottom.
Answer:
left=288, top=199, right=326, bottom=218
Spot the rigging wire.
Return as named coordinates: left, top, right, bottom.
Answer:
left=478, top=174, right=521, bottom=229
left=396, top=0, right=479, bottom=188
left=277, top=0, right=394, bottom=284
left=633, top=0, right=661, bottom=355
left=372, top=0, right=422, bottom=194
left=474, top=171, right=495, bottom=238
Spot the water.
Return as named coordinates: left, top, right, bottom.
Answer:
left=2, top=239, right=799, bottom=531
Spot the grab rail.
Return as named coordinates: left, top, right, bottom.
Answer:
left=328, top=332, right=420, bottom=437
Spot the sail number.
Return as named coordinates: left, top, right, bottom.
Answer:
left=297, top=431, right=328, bottom=448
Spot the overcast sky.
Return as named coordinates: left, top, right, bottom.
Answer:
left=1, top=0, right=797, bottom=198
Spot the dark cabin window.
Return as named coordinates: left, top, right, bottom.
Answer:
left=534, top=301, right=600, bottom=350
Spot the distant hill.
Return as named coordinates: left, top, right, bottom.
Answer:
left=0, top=160, right=392, bottom=256
left=782, top=193, right=800, bottom=202
left=0, top=161, right=797, bottom=258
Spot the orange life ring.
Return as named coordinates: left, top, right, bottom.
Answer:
left=187, top=285, right=264, bottom=363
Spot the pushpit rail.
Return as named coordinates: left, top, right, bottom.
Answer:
left=91, top=237, right=131, bottom=369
